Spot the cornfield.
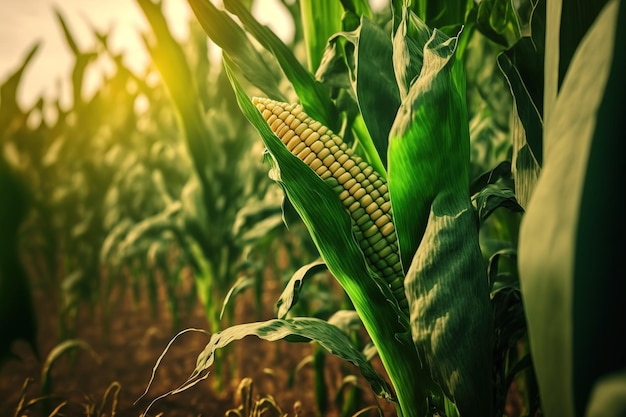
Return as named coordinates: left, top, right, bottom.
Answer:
left=1, top=0, right=624, bottom=416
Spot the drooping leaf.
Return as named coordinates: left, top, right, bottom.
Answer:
left=220, top=275, right=255, bottom=320
left=392, top=5, right=433, bottom=100
left=276, top=259, right=328, bottom=319
left=143, top=318, right=393, bottom=415
left=41, top=339, right=100, bottom=397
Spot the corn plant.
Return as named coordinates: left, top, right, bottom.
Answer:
left=0, top=4, right=199, bottom=345
left=139, top=0, right=525, bottom=416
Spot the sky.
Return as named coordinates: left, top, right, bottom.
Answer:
left=0, top=0, right=293, bottom=109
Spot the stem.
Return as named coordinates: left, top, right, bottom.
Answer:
left=344, top=277, right=434, bottom=417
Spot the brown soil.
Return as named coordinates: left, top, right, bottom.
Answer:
left=0, top=269, right=396, bottom=417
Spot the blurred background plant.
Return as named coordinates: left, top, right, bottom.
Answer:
left=1, top=0, right=321, bottom=411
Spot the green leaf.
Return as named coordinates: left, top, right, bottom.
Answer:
left=473, top=185, right=523, bottom=223
left=388, top=26, right=468, bottom=270
left=185, top=0, right=285, bottom=101
left=222, top=0, right=338, bottom=131
left=519, top=1, right=623, bottom=416
left=392, top=5, right=433, bottom=100
left=319, top=16, right=399, bottom=173
left=476, top=0, right=522, bottom=48
left=276, top=259, right=328, bottom=319
left=415, top=0, right=474, bottom=30
left=299, top=0, right=343, bottom=73
left=352, top=18, right=400, bottom=170
left=143, top=318, right=393, bottom=414
left=404, top=207, right=493, bottom=416
left=220, top=275, right=255, bottom=320
left=585, top=371, right=626, bottom=417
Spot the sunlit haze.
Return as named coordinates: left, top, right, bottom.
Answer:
left=0, top=0, right=294, bottom=109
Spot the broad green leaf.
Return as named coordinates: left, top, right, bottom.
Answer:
left=519, top=1, right=621, bottom=416
left=185, top=0, right=285, bottom=101
left=404, top=207, right=493, bottom=416
left=276, top=259, right=328, bottom=319
left=388, top=17, right=493, bottom=415
left=388, top=26, right=468, bottom=270
left=223, top=0, right=338, bottom=130
left=225, top=59, right=428, bottom=416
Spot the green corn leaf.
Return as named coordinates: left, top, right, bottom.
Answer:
left=414, top=0, right=474, bottom=30
left=475, top=0, right=522, bottom=48
left=388, top=26, right=468, bottom=269
left=392, top=5, right=433, bottom=100
left=142, top=318, right=393, bottom=415
left=222, top=0, right=338, bottom=130
left=318, top=17, right=399, bottom=172
left=224, top=58, right=429, bottom=417
left=388, top=19, right=493, bottom=416
left=341, top=0, right=374, bottom=19
left=276, top=259, right=328, bottom=319
left=299, top=0, right=343, bottom=73
left=473, top=186, right=523, bottom=224
left=185, top=0, right=285, bottom=101
left=352, top=18, right=400, bottom=170
left=519, top=1, right=624, bottom=416
left=220, top=275, right=255, bottom=320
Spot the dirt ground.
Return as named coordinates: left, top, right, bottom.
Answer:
left=0, top=269, right=397, bottom=417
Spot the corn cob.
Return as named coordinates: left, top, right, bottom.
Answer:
left=253, top=97, right=407, bottom=311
